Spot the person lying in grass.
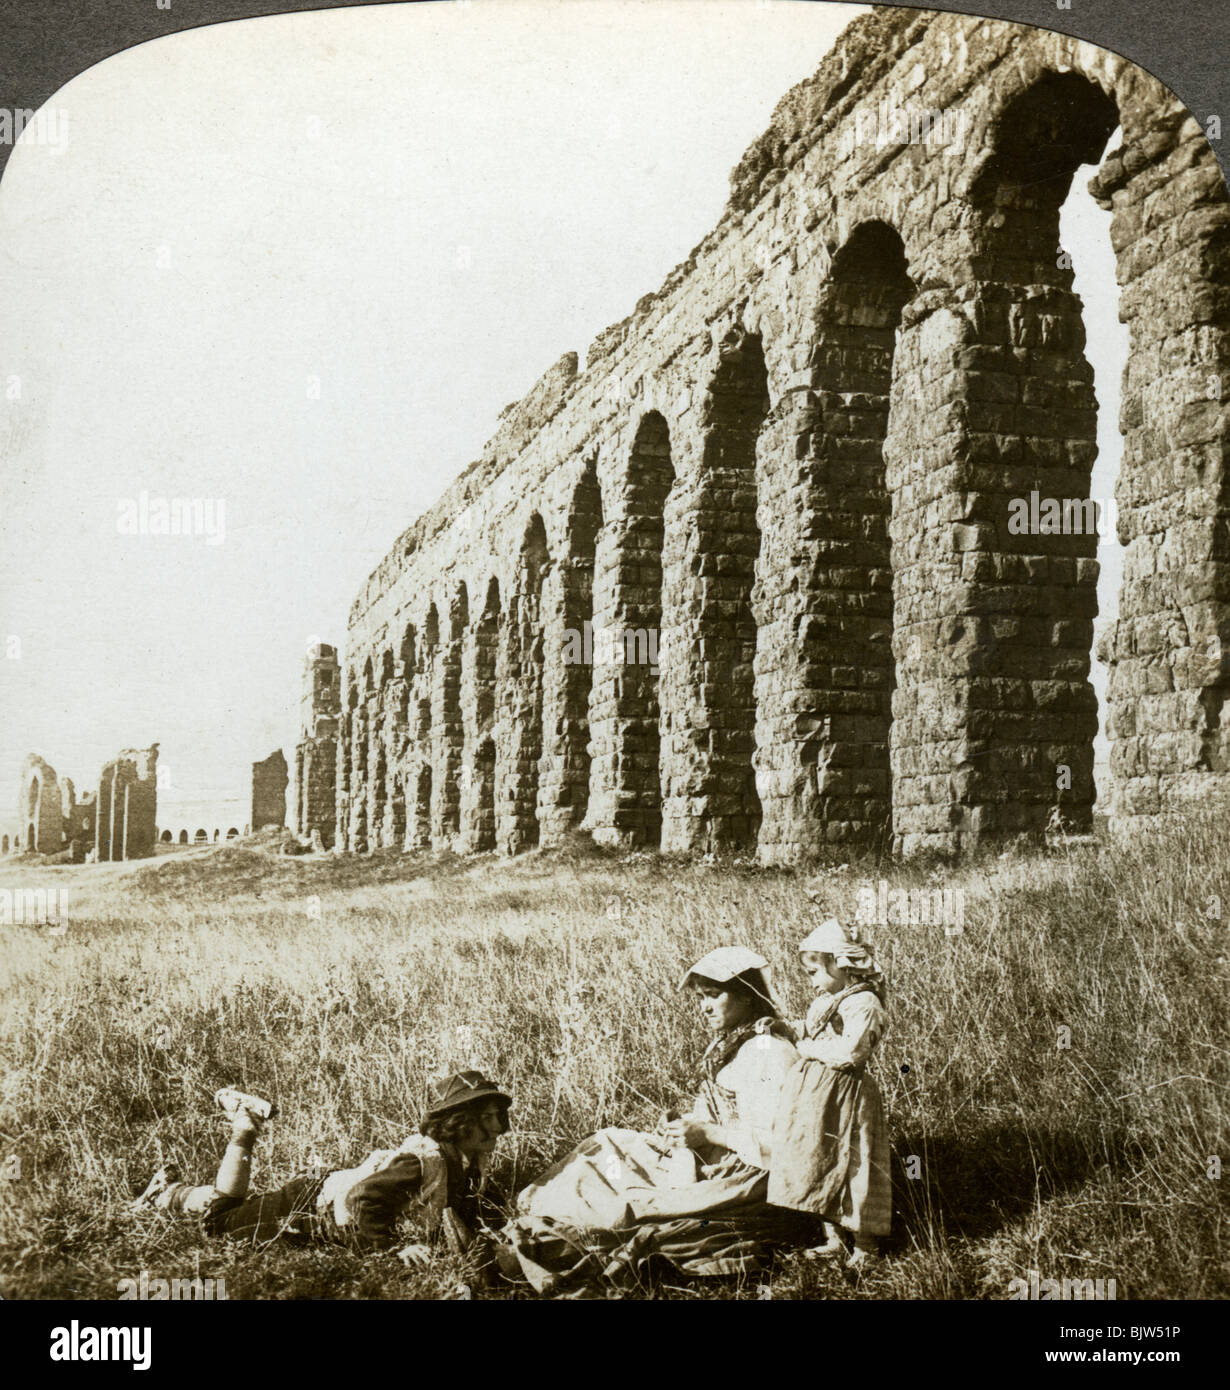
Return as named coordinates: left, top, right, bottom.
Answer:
left=134, top=1071, right=512, bottom=1269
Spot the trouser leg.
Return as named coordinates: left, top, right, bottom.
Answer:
left=206, top=1176, right=325, bottom=1243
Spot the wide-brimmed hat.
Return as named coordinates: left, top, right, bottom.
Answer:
left=423, top=1070, right=511, bottom=1122
left=678, top=945, right=769, bottom=991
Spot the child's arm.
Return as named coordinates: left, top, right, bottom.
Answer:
left=797, top=994, right=885, bottom=1070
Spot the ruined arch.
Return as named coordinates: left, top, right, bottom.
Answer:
left=499, top=515, right=550, bottom=852
left=818, top=224, right=911, bottom=851
left=178, top=829, right=188, bottom=844
left=194, top=828, right=208, bottom=843
left=664, top=328, right=768, bottom=853
left=462, top=577, right=501, bottom=852
left=589, top=412, right=675, bottom=847
left=407, top=603, right=440, bottom=849
left=373, top=744, right=388, bottom=844
left=19, top=755, right=62, bottom=855
left=540, top=457, right=603, bottom=842
left=471, top=736, right=497, bottom=852
left=159, top=829, right=172, bottom=842
left=226, top=827, right=239, bottom=839
left=971, top=71, right=1120, bottom=215
left=412, top=762, right=433, bottom=850
left=398, top=621, right=417, bottom=723
left=432, top=582, right=468, bottom=843
left=923, top=69, right=1123, bottom=846
left=1, top=834, right=8, bottom=854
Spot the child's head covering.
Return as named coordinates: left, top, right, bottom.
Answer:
left=678, top=945, right=769, bottom=991
left=799, top=917, right=884, bottom=988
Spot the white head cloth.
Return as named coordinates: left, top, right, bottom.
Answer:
left=678, top=945, right=769, bottom=991
left=798, top=917, right=881, bottom=977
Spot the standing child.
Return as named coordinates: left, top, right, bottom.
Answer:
left=769, top=917, right=891, bottom=1269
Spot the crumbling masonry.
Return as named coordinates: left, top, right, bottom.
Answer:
left=250, top=749, right=288, bottom=831
left=95, top=746, right=159, bottom=861
left=337, top=8, right=1230, bottom=860
left=293, top=644, right=340, bottom=847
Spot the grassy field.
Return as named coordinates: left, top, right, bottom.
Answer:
left=1, top=812, right=1228, bottom=1301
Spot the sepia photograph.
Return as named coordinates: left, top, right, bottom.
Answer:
left=1, top=0, right=1226, bottom=1346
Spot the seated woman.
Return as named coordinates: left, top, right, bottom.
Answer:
left=134, top=1071, right=511, bottom=1266
left=499, top=947, right=806, bottom=1293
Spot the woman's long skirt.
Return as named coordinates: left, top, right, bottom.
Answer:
left=500, top=1128, right=803, bottom=1294
left=768, top=1060, right=892, bottom=1235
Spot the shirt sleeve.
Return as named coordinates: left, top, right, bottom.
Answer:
left=343, top=1152, right=424, bottom=1249
left=799, top=992, right=885, bottom=1070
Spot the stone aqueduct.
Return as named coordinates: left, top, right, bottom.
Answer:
left=333, top=8, right=1230, bottom=863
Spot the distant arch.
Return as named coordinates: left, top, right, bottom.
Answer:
left=499, top=514, right=550, bottom=852
left=178, top=829, right=189, bottom=844
left=398, top=622, right=417, bottom=723
left=796, top=220, right=912, bottom=854
left=676, top=326, right=768, bottom=852
left=589, top=411, right=674, bottom=848
left=542, top=456, right=602, bottom=841
left=194, top=828, right=208, bottom=843
left=226, top=827, right=239, bottom=839
left=159, top=829, right=172, bottom=843
left=412, top=762, right=432, bottom=849
left=432, top=583, right=469, bottom=841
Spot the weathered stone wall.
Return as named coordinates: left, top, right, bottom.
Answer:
left=18, top=754, right=62, bottom=853
left=96, top=745, right=159, bottom=861
left=294, top=644, right=340, bottom=847
left=250, top=749, right=288, bottom=831
left=339, top=7, right=1230, bottom=860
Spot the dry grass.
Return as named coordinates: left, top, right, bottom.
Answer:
left=1, top=811, right=1228, bottom=1300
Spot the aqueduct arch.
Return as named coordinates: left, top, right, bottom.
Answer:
left=20, top=755, right=62, bottom=853
left=335, top=8, right=1230, bottom=860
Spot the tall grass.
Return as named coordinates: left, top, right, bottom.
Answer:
left=1, top=811, right=1227, bottom=1300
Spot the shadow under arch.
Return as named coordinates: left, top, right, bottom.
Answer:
left=798, top=218, right=913, bottom=857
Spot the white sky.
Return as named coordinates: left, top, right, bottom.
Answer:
left=0, top=0, right=1123, bottom=834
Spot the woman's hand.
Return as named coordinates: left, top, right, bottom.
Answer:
left=663, top=1115, right=713, bottom=1151
left=397, top=1242, right=433, bottom=1270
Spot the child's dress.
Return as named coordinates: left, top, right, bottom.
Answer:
left=768, top=982, right=892, bottom=1236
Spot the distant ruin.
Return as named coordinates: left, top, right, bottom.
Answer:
left=331, top=7, right=1230, bottom=861
left=6, top=746, right=156, bottom=862
left=293, top=643, right=340, bottom=848
left=95, top=746, right=159, bottom=861
left=250, top=749, right=288, bottom=832
left=19, top=754, right=65, bottom=854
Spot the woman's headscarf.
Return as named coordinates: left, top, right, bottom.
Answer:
left=681, top=946, right=792, bottom=1082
